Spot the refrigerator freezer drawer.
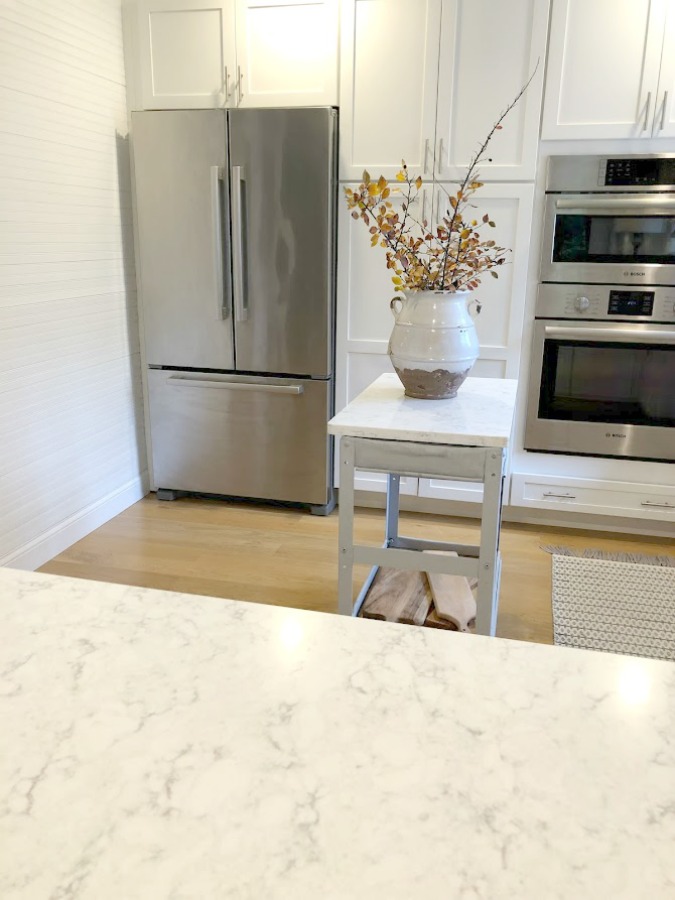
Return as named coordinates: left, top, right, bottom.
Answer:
left=147, top=370, right=332, bottom=505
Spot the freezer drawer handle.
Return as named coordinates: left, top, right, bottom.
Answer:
left=210, top=165, right=229, bottom=320
left=231, top=164, right=248, bottom=323
left=167, top=376, right=304, bottom=395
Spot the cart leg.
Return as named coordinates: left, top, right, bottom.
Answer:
left=475, top=449, right=506, bottom=637
left=337, top=437, right=356, bottom=616
left=385, top=474, right=401, bottom=545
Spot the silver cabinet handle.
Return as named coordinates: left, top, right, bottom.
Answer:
left=423, top=138, right=430, bottom=174
left=544, top=326, right=675, bottom=344
left=421, top=190, right=427, bottom=224
left=640, top=500, right=675, bottom=509
left=237, top=65, right=244, bottom=105
left=167, top=376, right=304, bottom=395
left=542, top=491, right=576, bottom=500
left=230, top=164, right=248, bottom=322
left=643, top=90, right=652, bottom=131
left=437, top=137, right=445, bottom=175
left=210, top=165, right=228, bottom=320
left=223, top=65, right=231, bottom=102
left=661, top=90, right=669, bottom=131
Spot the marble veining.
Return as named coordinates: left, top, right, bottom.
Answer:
left=328, top=373, right=518, bottom=446
left=1, top=567, right=674, bottom=899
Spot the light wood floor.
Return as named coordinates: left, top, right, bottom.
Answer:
left=39, top=495, right=675, bottom=644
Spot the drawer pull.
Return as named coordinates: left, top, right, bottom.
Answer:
left=168, top=376, right=304, bottom=395
left=542, top=491, right=576, bottom=500
left=641, top=500, right=675, bottom=510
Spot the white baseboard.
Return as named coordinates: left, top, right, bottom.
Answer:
left=1, top=473, right=149, bottom=571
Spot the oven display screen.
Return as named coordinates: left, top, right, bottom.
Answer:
left=607, top=290, right=654, bottom=316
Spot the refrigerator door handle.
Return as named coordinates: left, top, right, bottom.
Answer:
left=167, top=375, right=304, bottom=395
left=210, top=165, right=229, bottom=320
left=231, top=164, right=248, bottom=322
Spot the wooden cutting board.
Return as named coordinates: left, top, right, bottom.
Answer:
left=424, top=551, right=477, bottom=632
left=359, top=567, right=432, bottom=626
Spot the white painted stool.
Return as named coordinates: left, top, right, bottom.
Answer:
left=328, top=374, right=518, bottom=637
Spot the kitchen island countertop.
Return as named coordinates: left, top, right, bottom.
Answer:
left=1, top=567, right=674, bottom=898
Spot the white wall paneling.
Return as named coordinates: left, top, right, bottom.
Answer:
left=0, top=0, right=146, bottom=569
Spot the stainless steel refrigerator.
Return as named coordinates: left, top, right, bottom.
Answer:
left=131, top=107, right=337, bottom=514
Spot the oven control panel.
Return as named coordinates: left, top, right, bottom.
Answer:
left=536, top=284, right=675, bottom=322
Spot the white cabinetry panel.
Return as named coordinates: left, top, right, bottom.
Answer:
left=137, top=0, right=236, bottom=109
left=651, top=3, right=675, bottom=138
left=339, top=0, right=442, bottom=180
left=236, top=0, right=338, bottom=107
left=435, top=0, right=548, bottom=181
left=542, top=0, right=666, bottom=139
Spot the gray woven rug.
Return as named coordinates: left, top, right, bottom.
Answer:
left=551, top=555, right=675, bottom=662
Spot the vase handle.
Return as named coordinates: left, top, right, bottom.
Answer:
left=468, top=298, right=482, bottom=318
left=390, top=297, right=404, bottom=319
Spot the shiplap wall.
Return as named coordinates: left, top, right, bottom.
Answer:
left=0, top=0, right=147, bottom=569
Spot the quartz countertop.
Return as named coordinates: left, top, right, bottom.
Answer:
left=328, top=373, right=518, bottom=446
left=1, top=567, right=674, bottom=899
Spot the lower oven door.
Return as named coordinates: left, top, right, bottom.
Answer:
left=525, top=320, right=675, bottom=461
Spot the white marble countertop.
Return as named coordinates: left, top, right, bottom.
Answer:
left=328, top=373, right=518, bottom=447
left=2, top=568, right=674, bottom=899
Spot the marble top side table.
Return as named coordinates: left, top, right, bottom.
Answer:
left=328, top=374, right=519, bottom=636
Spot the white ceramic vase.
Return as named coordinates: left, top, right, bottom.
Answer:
left=387, top=289, right=480, bottom=399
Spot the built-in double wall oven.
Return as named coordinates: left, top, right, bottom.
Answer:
left=526, top=155, right=675, bottom=463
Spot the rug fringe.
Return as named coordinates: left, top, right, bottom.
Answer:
left=540, top=544, right=675, bottom=568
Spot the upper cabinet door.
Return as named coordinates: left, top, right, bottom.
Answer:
left=137, top=0, right=237, bottom=109
left=235, top=0, right=339, bottom=107
left=652, top=3, right=675, bottom=137
left=339, top=0, right=442, bottom=181
left=541, top=0, right=666, bottom=140
left=434, top=0, right=549, bottom=182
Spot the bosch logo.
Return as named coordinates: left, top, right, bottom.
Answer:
left=624, top=270, right=645, bottom=277
left=606, top=432, right=627, bottom=439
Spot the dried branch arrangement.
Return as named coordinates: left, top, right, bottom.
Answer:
left=344, top=75, right=535, bottom=294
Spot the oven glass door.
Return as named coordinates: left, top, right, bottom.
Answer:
left=526, top=321, right=675, bottom=460
left=540, top=337, right=675, bottom=427
left=541, top=195, right=675, bottom=285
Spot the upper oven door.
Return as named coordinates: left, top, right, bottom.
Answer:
left=525, top=320, right=675, bottom=460
left=540, top=194, right=675, bottom=286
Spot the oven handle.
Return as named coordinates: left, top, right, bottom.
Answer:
left=555, top=197, right=675, bottom=211
left=544, top=326, right=675, bottom=344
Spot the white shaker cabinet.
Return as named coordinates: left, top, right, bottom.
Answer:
left=652, top=3, right=675, bottom=138
left=541, top=0, right=668, bottom=139
left=130, top=0, right=338, bottom=110
left=434, top=0, right=549, bottom=182
left=339, top=0, right=549, bottom=182
left=235, top=0, right=339, bottom=107
left=339, top=0, right=443, bottom=181
left=136, top=0, right=237, bottom=109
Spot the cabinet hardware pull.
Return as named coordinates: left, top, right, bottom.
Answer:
left=237, top=66, right=244, bottom=105
left=438, top=137, right=445, bottom=174
left=542, top=491, right=576, bottom=499
left=223, top=65, right=231, bottom=101
left=643, top=91, right=652, bottom=131
left=640, top=500, right=674, bottom=509
left=424, top=138, right=430, bottom=174
left=422, top=190, right=427, bottom=224
left=661, top=91, right=669, bottom=131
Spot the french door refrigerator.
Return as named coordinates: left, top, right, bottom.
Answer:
left=131, top=107, right=337, bottom=514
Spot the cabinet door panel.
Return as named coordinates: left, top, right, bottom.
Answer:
left=435, top=0, right=549, bottom=181
left=236, top=0, right=338, bottom=107
left=434, top=183, right=533, bottom=379
left=541, top=0, right=665, bottom=139
left=137, top=0, right=236, bottom=109
left=653, top=4, right=675, bottom=137
left=339, top=0, right=441, bottom=180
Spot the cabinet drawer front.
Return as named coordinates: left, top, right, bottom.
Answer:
left=148, top=370, right=331, bottom=504
left=511, top=474, right=675, bottom=521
